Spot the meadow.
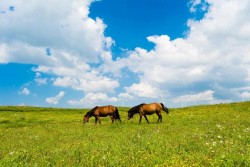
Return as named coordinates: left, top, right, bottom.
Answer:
left=0, top=102, right=249, bottom=166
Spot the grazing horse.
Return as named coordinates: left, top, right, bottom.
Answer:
left=83, top=105, right=121, bottom=124
left=127, top=103, right=169, bottom=124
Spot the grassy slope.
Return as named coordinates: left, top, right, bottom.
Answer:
left=0, top=102, right=249, bottom=166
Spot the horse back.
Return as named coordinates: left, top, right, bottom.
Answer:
left=96, top=105, right=116, bottom=116
left=141, top=103, right=162, bottom=114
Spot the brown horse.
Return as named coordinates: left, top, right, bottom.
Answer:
left=83, top=105, right=121, bottom=124
left=127, top=103, right=169, bottom=123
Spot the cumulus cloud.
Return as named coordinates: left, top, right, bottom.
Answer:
left=1, top=0, right=250, bottom=107
left=104, top=0, right=250, bottom=104
left=19, top=88, right=30, bottom=95
left=35, top=78, right=48, bottom=85
left=173, top=90, right=214, bottom=103
left=46, top=91, right=65, bottom=105
left=18, top=103, right=26, bottom=106
left=53, top=75, right=119, bottom=93
left=0, top=0, right=108, bottom=64
left=0, top=0, right=118, bottom=105
left=34, top=72, right=48, bottom=85
left=189, top=0, right=209, bottom=13
left=68, top=93, right=117, bottom=106
left=241, top=92, right=250, bottom=101
left=118, top=93, right=134, bottom=101
left=0, top=0, right=115, bottom=73
left=123, top=82, right=161, bottom=99
left=232, top=87, right=250, bottom=101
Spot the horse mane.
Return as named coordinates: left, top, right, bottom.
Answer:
left=139, top=103, right=146, bottom=107
left=85, top=106, right=98, bottom=117
left=129, top=103, right=145, bottom=114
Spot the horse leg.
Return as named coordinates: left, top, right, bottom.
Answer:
left=139, top=114, right=142, bottom=124
left=97, top=116, right=101, bottom=124
left=144, top=115, right=149, bottom=124
left=159, top=113, right=162, bottom=122
left=156, top=113, right=160, bottom=122
left=111, top=115, right=115, bottom=123
left=94, top=116, right=98, bottom=125
left=95, top=116, right=101, bottom=124
left=156, top=112, right=162, bottom=122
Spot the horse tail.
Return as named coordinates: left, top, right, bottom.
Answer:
left=115, top=107, right=122, bottom=122
left=160, top=103, right=169, bottom=114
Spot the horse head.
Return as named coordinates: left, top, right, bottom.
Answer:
left=83, top=115, right=89, bottom=123
left=127, top=106, right=137, bottom=120
left=127, top=109, right=134, bottom=120
left=127, top=104, right=144, bottom=120
left=83, top=110, right=93, bottom=123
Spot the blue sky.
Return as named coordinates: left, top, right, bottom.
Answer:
left=89, top=0, right=193, bottom=54
left=0, top=0, right=250, bottom=108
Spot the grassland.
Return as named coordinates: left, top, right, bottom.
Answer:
left=0, top=102, right=249, bottom=166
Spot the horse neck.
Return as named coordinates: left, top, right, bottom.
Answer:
left=138, top=103, right=145, bottom=111
left=132, top=105, right=141, bottom=114
left=86, top=113, right=92, bottom=118
left=85, top=110, right=94, bottom=118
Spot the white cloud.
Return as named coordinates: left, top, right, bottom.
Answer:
left=124, top=83, right=161, bottom=98
left=34, top=72, right=48, bottom=85
left=35, top=78, right=48, bottom=85
left=53, top=75, right=119, bottom=93
left=173, top=90, right=214, bottom=103
left=18, top=103, right=26, bottom=106
left=232, top=87, right=250, bottom=92
left=68, top=93, right=117, bottom=106
left=0, top=3, right=112, bottom=70
left=240, top=92, right=250, bottom=99
left=189, top=0, right=208, bottom=13
left=0, top=0, right=119, bottom=102
left=0, top=0, right=106, bottom=64
left=84, top=93, right=117, bottom=102
left=118, top=93, right=134, bottom=101
left=107, top=35, right=212, bottom=87
left=1, top=0, right=250, bottom=107
left=104, top=0, right=250, bottom=104
left=19, top=88, right=30, bottom=95
left=46, top=91, right=65, bottom=105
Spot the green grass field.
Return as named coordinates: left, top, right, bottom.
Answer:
left=0, top=102, right=249, bottom=166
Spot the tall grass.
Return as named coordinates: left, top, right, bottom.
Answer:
left=0, top=102, right=249, bottom=166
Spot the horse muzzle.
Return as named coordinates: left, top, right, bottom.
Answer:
left=127, top=116, right=133, bottom=120
left=83, top=119, right=88, bottom=124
